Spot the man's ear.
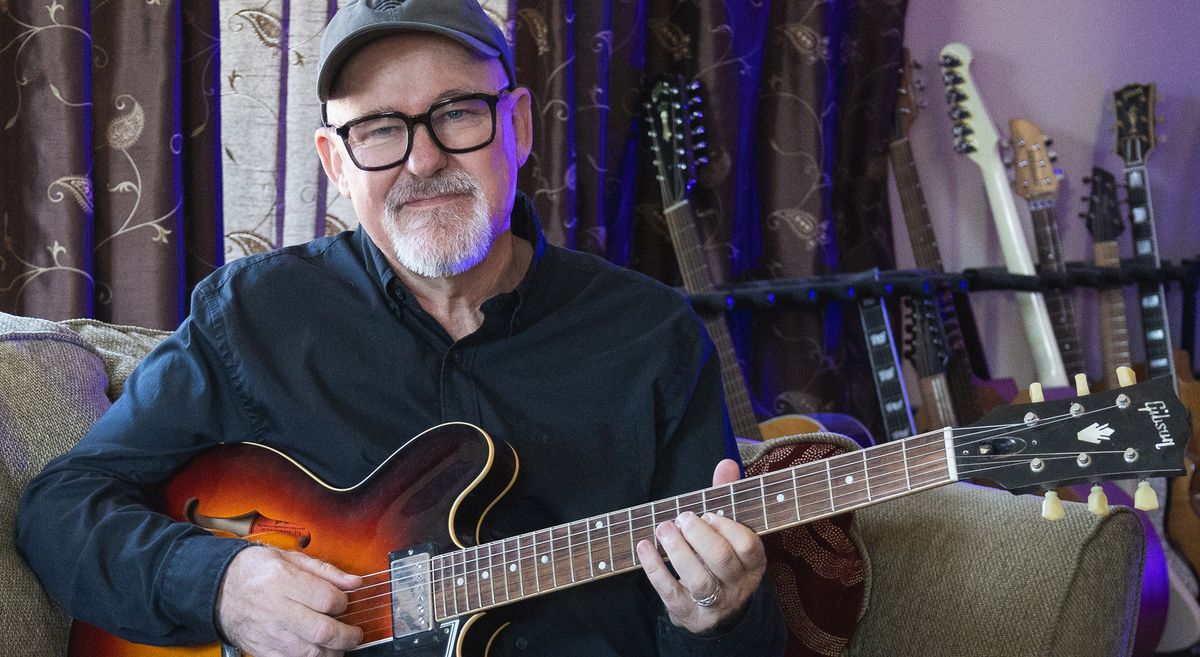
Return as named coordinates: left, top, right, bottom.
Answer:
left=314, top=127, right=352, bottom=198
left=509, top=87, right=534, bottom=168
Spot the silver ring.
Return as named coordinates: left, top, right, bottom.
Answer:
left=691, top=584, right=721, bottom=607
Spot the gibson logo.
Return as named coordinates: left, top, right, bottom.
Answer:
left=1138, top=400, right=1175, bottom=449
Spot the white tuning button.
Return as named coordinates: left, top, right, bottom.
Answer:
left=1042, top=491, right=1066, bottom=521
left=1134, top=480, right=1159, bottom=511
left=1028, top=382, right=1044, bottom=403
left=1074, top=373, right=1090, bottom=396
left=1117, top=366, right=1137, bottom=387
left=1087, top=485, right=1110, bottom=516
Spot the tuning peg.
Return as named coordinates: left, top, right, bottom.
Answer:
left=696, top=156, right=709, bottom=166
left=688, top=80, right=701, bottom=91
left=1078, top=212, right=1089, bottom=219
left=1044, top=138, right=1055, bottom=147
left=692, top=126, right=706, bottom=136
left=1074, top=373, right=1090, bottom=396
left=942, top=72, right=963, bottom=85
left=1082, top=176, right=1093, bottom=184
left=1042, top=491, right=1066, bottom=520
left=1080, top=197, right=1090, bottom=204
left=1116, top=366, right=1136, bottom=387
left=1088, top=484, right=1110, bottom=516
left=940, top=54, right=962, bottom=67
left=1134, top=480, right=1159, bottom=510
left=949, top=107, right=971, bottom=120
left=912, top=60, right=923, bottom=70
left=1028, top=382, right=1045, bottom=403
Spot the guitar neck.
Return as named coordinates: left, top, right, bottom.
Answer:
left=860, top=296, right=917, bottom=441
left=1094, top=240, right=1133, bottom=391
left=887, top=138, right=982, bottom=424
left=1123, top=165, right=1176, bottom=383
left=889, top=138, right=946, bottom=271
left=977, top=156, right=1068, bottom=386
left=428, top=430, right=955, bottom=620
left=1027, top=204, right=1087, bottom=375
left=662, top=200, right=762, bottom=440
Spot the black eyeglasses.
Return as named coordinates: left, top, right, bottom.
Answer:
left=323, top=89, right=512, bottom=172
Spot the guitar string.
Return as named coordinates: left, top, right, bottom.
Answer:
left=338, top=398, right=1145, bottom=629
left=335, top=434, right=957, bottom=619
left=342, top=399, right=1124, bottom=605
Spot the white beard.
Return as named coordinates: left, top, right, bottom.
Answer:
left=383, top=171, right=496, bottom=279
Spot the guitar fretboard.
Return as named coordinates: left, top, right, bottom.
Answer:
left=1123, top=165, right=1175, bottom=382
left=662, top=200, right=762, bottom=440
left=427, top=431, right=954, bottom=620
left=889, top=137, right=979, bottom=425
left=860, top=296, right=916, bottom=441
left=1027, top=204, right=1086, bottom=376
left=1094, top=240, right=1132, bottom=391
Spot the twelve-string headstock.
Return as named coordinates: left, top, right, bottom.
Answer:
left=955, top=369, right=1188, bottom=519
left=644, top=77, right=708, bottom=207
left=1008, top=118, right=1059, bottom=201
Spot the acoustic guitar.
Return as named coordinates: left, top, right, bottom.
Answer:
left=69, top=375, right=1189, bottom=656
left=643, top=78, right=824, bottom=441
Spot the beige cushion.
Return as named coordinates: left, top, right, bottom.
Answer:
left=61, top=319, right=169, bottom=398
left=847, top=483, right=1142, bottom=657
left=0, top=312, right=116, bottom=656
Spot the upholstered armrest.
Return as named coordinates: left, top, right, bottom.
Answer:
left=847, top=482, right=1143, bottom=657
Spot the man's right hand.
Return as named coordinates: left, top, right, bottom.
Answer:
left=215, top=545, right=364, bottom=657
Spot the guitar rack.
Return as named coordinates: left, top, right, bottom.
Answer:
left=683, top=255, right=1200, bottom=372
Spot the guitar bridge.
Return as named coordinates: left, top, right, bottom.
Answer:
left=388, top=544, right=443, bottom=651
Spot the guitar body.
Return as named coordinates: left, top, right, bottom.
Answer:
left=757, top=413, right=825, bottom=439
left=68, top=423, right=518, bottom=657
left=1166, top=349, right=1200, bottom=576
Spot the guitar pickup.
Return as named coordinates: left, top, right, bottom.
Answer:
left=388, top=544, right=443, bottom=652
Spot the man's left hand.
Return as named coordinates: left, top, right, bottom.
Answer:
left=636, top=458, right=767, bottom=635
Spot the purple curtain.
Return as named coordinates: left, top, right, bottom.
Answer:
left=514, top=0, right=908, bottom=439
left=0, top=1, right=221, bottom=330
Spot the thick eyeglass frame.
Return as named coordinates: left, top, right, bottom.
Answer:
left=321, top=87, right=515, bottom=172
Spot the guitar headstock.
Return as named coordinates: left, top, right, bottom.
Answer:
left=893, top=48, right=925, bottom=140
left=1008, top=118, right=1059, bottom=200
left=644, top=77, right=707, bottom=207
left=953, top=374, right=1188, bottom=494
left=1082, top=167, right=1122, bottom=241
left=939, top=42, right=999, bottom=165
left=1114, top=83, right=1156, bottom=166
left=902, top=293, right=951, bottom=378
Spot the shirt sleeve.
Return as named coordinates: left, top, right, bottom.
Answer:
left=648, top=314, right=788, bottom=657
left=14, top=283, right=256, bottom=646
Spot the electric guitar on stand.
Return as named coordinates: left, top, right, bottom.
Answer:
left=1007, top=118, right=1087, bottom=378
left=69, top=375, right=1191, bottom=656
left=889, top=49, right=1010, bottom=428
left=1113, top=82, right=1200, bottom=653
left=644, top=78, right=821, bottom=441
left=857, top=269, right=918, bottom=442
left=938, top=43, right=1068, bottom=390
left=1080, top=168, right=1132, bottom=392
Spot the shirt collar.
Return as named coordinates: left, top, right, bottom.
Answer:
left=356, top=191, right=547, bottom=332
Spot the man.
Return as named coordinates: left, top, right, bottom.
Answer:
left=17, top=1, right=786, bottom=655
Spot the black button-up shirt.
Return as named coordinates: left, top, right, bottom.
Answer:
left=17, top=194, right=785, bottom=656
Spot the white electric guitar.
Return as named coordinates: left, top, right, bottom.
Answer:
left=938, top=43, right=1067, bottom=388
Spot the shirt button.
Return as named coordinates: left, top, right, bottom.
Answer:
left=514, top=635, right=528, bottom=650
left=451, top=351, right=463, bottom=364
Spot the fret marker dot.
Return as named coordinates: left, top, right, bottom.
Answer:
left=717, top=509, right=725, bottom=516
left=595, top=521, right=604, bottom=529
left=456, top=577, right=464, bottom=586
left=776, top=493, right=786, bottom=503
left=541, top=556, right=549, bottom=564
left=481, top=571, right=489, bottom=580
left=845, top=475, right=854, bottom=484
left=598, top=561, right=607, bottom=571
left=509, top=564, right=517, bottom=572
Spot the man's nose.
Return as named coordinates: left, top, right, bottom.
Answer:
left=404, top=123, right=448, bottom=177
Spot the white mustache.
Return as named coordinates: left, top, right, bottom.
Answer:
left=386, top=171, right=481, bottom=211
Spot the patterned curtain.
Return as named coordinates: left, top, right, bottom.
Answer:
left=0, top=1, right=221, bottom=330
left=1, top=0, right=906, bottom=433
left=515, top=0, right=908, bottom=438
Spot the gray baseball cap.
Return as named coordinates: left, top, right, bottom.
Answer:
left=317, top=0, right=516, bottom=102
